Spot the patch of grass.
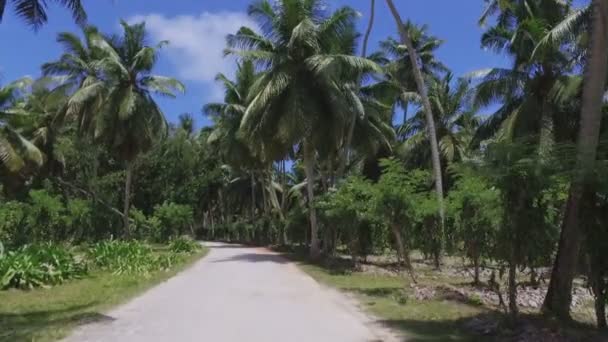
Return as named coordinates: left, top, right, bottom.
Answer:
left=0, top=247, right=208, bottom=342
left=290, top=253, right=607, bottom=342
left=292, top=256, right=486, bottom=341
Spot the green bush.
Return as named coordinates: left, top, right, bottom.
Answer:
left=130, top=208, right=162, bottom=241
left=88, top=240, right=156, bottom=275
left=88, top=240, right=180, bottom=275
left=0, top=201, right=26, bottom=247
left=152, top=202, right=194, bottom=242
left=169, top=236, right=201, bottom=254
left=0, top=243, right=87, bottom=290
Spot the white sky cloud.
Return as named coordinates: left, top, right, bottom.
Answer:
left=129, top=12, right=256, bottom=102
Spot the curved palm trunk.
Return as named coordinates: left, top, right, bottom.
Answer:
left=385, top=0, right=445, bottom=264
left=304, top=140, right=320, bottom=258
left=543, top=0, right=608, bottom=320
left=123, top=161, right=134, bottom=237
left=338, top=0, right=376, bottom=179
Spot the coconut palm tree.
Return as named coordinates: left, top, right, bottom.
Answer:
left=385, top=0, right=446, bottom=267
left=0, top=78, right=44, bottom=195
left=42, top=26, right=108, bottom=133
left=472, top=0, right=578, bottom=151
left=399, top=73, right=480, bottom=167
left=0, top=0, right=86, bottom=30
left=65, top=21, right=185, bottom=235
left=225, top=0, right=379, bottom=257
left=544, top=0, right=608, bottom=321
left=204, top=60, right=266, bottom=221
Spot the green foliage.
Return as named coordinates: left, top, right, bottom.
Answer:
left=152, top=202, right=194, bottom=242
left=317, top=175, right=375, bottom=256
left=373, top=158, right=433, bottom=247
left=481, top=141, right=562, bottom=269
left=169, top=236, right=201, bottom=254
left=88, top=240, right=171, bottom=275
left=447, top=169, right=502, bottom=278
left=0, top=243, right=87, bottom=290
left=0, top=201, right=26, bottom=247
left=0, top=190, right=95, bottom=246
left=129, top=208, right=162, bottom=241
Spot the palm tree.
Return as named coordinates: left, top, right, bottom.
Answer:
left=205, top=60, right=264, bottom=221
left=338, top=0, right=376, bottom=177
left=0, top=78, right=44, bottom=195
left=42, top=26, right=106, bottom=133
left=66, top=21, right=185, bottom=235
left=226, top=0, right=379, bottom=257
left=385, top=0, right=446, bottom=267
left=399, top=73, right=479, bottom=167
left=472, top=0, right=578, bottom=151
left=0, top=0, right=86, bottom=30
left=543, top=0, right=608, bottom=321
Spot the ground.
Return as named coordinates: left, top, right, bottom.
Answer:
left=64, top=242, right=400, bottom=342
left=0, top=247, right=207, bottom=342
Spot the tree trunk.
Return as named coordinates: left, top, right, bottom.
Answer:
left=303, top=140, right=320, bottom=258
left=543, top=0, right=608, bottom=319
left=473, top=252, right=480, bottom=285
left=590, top=258, right=608, bottom=329
left=250, top=171, right=256, bottom=221
left=280, top=160, right=288, bottom=245
left=595, top=294, right=607, bottom=329
left=391, top=222, right=416, bottom=283
left=123, top=161, right=134, bottom=237
left=385, top=0, right=445, bottom=262
left=508, top=246, right=519, bottom=317
left=337, top=0, right=376, bottom=179
left=361, top=0, right=376, bottom=58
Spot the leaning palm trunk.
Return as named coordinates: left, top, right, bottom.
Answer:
left=338, top=0, right=376, bottom=179
left=543, top=0, right=608, bottom=320
left=386, top=0, right=445, bottom=266
left=123, top=161, right=134, bottom=237
left=303, top=140, right=320, bottom=258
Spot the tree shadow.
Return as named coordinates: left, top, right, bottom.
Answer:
left=378, top=312, right=608, bottom=342
left=211, top=253, right=290, bottom=264
left=0, top=302, right=114, bottom=342
left=378, top=317, right=485, bottom=342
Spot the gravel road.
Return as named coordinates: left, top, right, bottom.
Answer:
left=64, top=242, right=399, bottom=342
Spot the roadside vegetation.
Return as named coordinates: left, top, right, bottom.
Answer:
left=1, top=0, right=607, bottom=341
left=0, top=245, right=207, bottom=342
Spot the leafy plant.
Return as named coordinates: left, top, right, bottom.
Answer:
left=88, top=240, right=157, bottom=275
left=152, top=202, right=194, bottom=242
left=0, top=243, right=87, bottom=290
left=88, top=240, right=183, bottom=275
left=169, top=236, right=201, bottom=254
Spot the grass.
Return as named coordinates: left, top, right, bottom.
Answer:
left=0, top=247, right=208, bottom=342
left=286, top=252, right=607, bottom=342
left=289, top=255, right=486, bottom=342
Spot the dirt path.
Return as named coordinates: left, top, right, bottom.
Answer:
left=65, top=242, right=399, bottom=342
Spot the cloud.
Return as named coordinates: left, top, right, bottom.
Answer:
left=128, top=12, right=256, bottom=102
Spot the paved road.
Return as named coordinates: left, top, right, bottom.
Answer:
left=65, top=242, right=399, bottom=342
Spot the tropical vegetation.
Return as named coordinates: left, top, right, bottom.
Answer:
left=1, top=0, right=608, bottom=339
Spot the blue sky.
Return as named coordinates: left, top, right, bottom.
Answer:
left=0, top=0, right=513, bottom=127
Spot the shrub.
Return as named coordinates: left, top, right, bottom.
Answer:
left=0, top=243, right=87, bottom=290
left=152, top=202, right=194, bottom=242
left=130, top=208, right=162, bottom=241
left=169, top=236, right=201, bottom=254
left=0, top=201, right=26, bottom=247
left=88, top=240, right=158, bottom=275
left=88, top=240, right=180, bottom=275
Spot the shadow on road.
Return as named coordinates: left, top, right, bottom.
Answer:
left=211, top=253, right=290, bottom=264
